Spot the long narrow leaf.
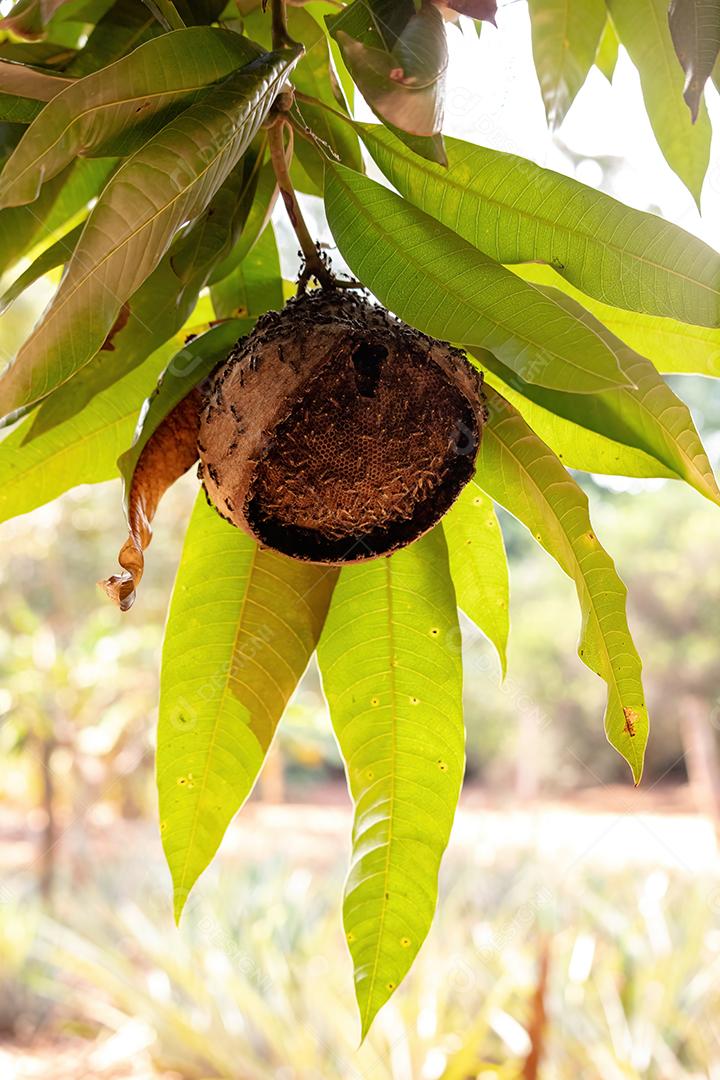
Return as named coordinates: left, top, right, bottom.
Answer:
left=19, top=152, right=263, bottom=440
left=608, top=0, right=711, bottom=203
left=470, top=287, right=720, bottom=506
left=475, top=384, right=648, bottom=782
left=158, top=494, right=337, bottom=920
left=317, top=527, right=464, bottom=1037
left=513, top=263, right=720, bottom=377
left=528, top=0, right=606, bottom=128
left=443, top=484, right=509, bottom=676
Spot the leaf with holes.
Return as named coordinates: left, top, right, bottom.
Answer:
left=359, top=123, right=720, bottom=325
left=0, top=49, right=299, bottom=418
left=443, top=483, right=509, bottom=676
left=159, top=493, right=337, bottom=920
left=475, top=384, right=648, bottom=782
left=324, top=162, right=629, bottom=394
left=317, top=527, right=464, bottom=1036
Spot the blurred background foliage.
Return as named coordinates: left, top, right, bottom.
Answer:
left=2, top=387, right=720, bottom=1075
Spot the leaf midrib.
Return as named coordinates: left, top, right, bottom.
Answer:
left=361, top=559, right=398, bottom=1034
left=173, top=543, right=259, bottom=910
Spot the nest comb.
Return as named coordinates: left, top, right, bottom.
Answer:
left=199, top=290, right=486, bottom=564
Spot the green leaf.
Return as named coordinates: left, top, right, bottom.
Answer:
left=159, top=493, right=337, bottom=920
left=607, top=0, right=711, bottom=203
left=0, top=162, right=74, bottom=279
left=0, top=336, right=172, bottom=525
left=24, top=156, right=117, bottom=256
left=317, top=527, right=464, bottom=1037
left=63, top=0, right=161, bottom=78
left=140, top=0, right=186, bottom=31
left=0, top=94, right=43, bottom=124
left=207, top=157, right=276, bottom=286
left=324, top=162, right=628, bottom=394
left=20, top=148, right=264, bottom=437
left=0, top=222, right=82, bottom=315
left=527, top=0, right=606, bottom=128
left=0, top=49, right=299, bottom=418
left=471, top=288, right=720, bottom=506
left=210, top=223, right=282, bottom=319
left=512, top=262, right=720, bottom=377
left=476, top=384, right=648, bottom=783
left=359, top=123, right=720, bottom=326
left=668, top=0, right=720, bottom=122
left=0, top=27, right=263, bottom=208
left=595, top=15, right=619, bottom=81
left=442, top=484, right=509, bottom=676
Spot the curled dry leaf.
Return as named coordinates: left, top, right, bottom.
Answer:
left=100, top=389, right=201, bottom=611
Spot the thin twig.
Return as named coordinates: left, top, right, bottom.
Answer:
left=268, top=118, right=335, bottom=291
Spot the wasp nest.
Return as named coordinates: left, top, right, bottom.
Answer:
left=199, top=290, right=486, bottom=563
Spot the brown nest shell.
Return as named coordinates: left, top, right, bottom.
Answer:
left=199, top=290, right=486, bottom=563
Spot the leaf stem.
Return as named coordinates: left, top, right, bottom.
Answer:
left=268, top=118, right=335, bottom=291
left=294, top=88, right=355, bottom=128
left=267, top=0, right=298, bottom=50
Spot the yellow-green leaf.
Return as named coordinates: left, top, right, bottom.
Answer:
left=512, top=263, right=720, bottom=377
left=608, top=0, right=711, bottom=203
left=159, top=494, right=337, bottom=921
left=469, top=287, right=720, bottom=507
left=317, top=527, right=464, bottom=1037
left=476, top=384, right=648, bottom=783
left=443, top=483, right=509, bottom=676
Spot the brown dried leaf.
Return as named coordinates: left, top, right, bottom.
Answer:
left=100, top=388, right=201, bottom=611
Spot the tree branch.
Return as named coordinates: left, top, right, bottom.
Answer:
left=267, top=0, right=298, bottom=50
left=268, top=118, right=335, bottom=291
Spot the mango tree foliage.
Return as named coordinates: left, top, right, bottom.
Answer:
left=0, top=0, right=718, bottom=1036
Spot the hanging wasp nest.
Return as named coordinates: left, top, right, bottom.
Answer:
left=198, top=290, right=486, bottom=563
